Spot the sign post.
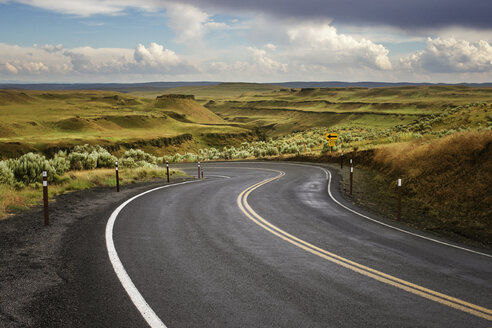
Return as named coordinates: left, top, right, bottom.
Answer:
left=42, top=171, right=49, bottom=226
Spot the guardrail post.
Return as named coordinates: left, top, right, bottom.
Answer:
left=166, top=160, right=170, bottom=183
left=43, top=171, right=49, bottom=226
left=115, top=161, right=120, bottom=192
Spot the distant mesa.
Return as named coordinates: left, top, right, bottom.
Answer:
left=156, top=94, right=195, bottom=100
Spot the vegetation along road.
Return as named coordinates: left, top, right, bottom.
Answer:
left=42, top=161, right=489, bottom=327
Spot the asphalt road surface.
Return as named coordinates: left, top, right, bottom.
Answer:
left=89, top=162, right=492, bottom=327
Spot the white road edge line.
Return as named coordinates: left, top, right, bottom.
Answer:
left=105, top=180, right=200, bottom=328
left=275, top=161, right=492, bottom=259
left=206, top=174, right=232, bottom=179
left=323, top=168, right=492, bottom=259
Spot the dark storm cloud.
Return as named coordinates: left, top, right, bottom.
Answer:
left=180, top=0, right=492, bottom=29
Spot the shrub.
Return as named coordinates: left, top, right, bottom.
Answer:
left=120, top=149, right=157, bottom=165
left=68, top=152, right=98, bottom=170
left=120, top=149, right=158, bottom=168
left=0, top=161, right=14, bottom=185
left=321, top=142, right=331, bottom=153
left=95, top=150, right=117, bottom=168
left=49, top=151, right=70, bottom=175
left=10, top=152, right=56, bottom=185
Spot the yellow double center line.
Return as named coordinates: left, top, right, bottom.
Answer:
left=236, top=170, right=492, bottom=321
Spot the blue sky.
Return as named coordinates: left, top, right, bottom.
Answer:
left=0, top=0, right=491, bottom=83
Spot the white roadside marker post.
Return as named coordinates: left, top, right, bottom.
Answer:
left=166, top=160, right=170, bottom=183
left=350, top=166, right=353, bottom=196
left=197, top=161, right=201, bottom=179
left=42, top=171, right=49, bottom=226
left=397, top=178, right=402, bottom=220
left=115, top=161, right=120, bottom=192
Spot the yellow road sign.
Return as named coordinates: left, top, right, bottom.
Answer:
left=328, top=139, right=336, bottom=147
left=325, top=133, right=338, bottom=141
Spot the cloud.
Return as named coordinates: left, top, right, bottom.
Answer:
left=203, top=45, right=287, bottom=80
left=133, top=42, right=185, bottom=72
left=287, top=23, right=392, bottom=71
left=164, top=3, right=233, bottom=42
left=13, top=0, right=132, bottom=16
left=6, top=0, right=492, bottom=31
left=180, top=0, right=492, bottom=30
left=401, top=38, right=492, bottom=73
left=0, top=43, right=70, bottom=76
left=165, top=3, right=210, bottom=42
left=3, top=60, right=49, bottom=74
left=0, top=42, right=195, bottom=78
left=4, top=62, right=19, bottom=74
left=204, top=21, right=230, bottom=30
left=36, top=44, right=64, bottom=53
left=248, top=47, right=287, bottom=73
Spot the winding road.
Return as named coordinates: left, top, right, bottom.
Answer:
left=104, top=161, right=491, bottom=327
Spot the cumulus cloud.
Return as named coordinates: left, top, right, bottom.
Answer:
left=4, top=62, right=19, bottom=74
left=287, top=23, right=392, bottom=71
left=247, top=47, right=287, bottom=73
left=133, top=42, right=186, bottom=72
left=3, top=61, right=49, bottom=74
left=401, top=38, right=492, bottom=73
left=0, top=42, right=195, bottom=78
left=0, top=43, right=70, bottom=76
left=36, top=44, right=64, bottom=53
left=164, top=3, right=233, bottom=42
left=165, top=3, right=210, bottom=42
left=203, top=45, right=287, bottom=80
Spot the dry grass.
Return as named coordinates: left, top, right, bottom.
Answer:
left=364, top=130, right=492, bottom=244
left=0, top=167, right=185, bottom=219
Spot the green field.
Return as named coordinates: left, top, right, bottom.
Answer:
left=0, top=89, right=250, bottom=158
left=1, top=83, right=491, bottom=159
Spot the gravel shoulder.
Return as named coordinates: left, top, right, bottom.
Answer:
left=0, top=178, right=190, bottom=327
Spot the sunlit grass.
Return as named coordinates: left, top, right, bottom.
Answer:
left=0, top=167, right=186, bottom=219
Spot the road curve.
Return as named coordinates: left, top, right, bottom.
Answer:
left=109, top=161, right=492, bottom=327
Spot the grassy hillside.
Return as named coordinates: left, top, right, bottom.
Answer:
left=3, top=84, right=490, bottom=157
left=202, top=85, right=492, bottom=136
left=0, top=90, right=249, bottom=158
left=337, top=130, right=492, bottom=246
left=153, top=94, right=224, bottom=124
